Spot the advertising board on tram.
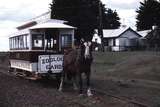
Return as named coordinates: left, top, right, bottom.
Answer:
left=38, top=55, right=63, bottom=73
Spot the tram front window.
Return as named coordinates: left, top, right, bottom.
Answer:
left=61, top=34, right=72, bottom=48
left=45, top=38, right=53, bottom=49
left=45, top=37, right=58, bottom=50
left=32, top=34, right=44, bottom=49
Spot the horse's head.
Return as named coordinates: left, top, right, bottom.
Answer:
left=82, top=41, right=92, bottom=59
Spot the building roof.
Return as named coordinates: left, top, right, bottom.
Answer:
left=137, top=30, right=151, bottom=37
left=103, top=27, right=129, bottom=38
left=95, top=27, right=141, bottom=38
left=92, top=27, right=142, bottom=43
left=92, top=34, right=101, bottom=44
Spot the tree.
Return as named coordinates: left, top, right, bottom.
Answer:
left=136, top=0, right=160, bottom=31
left=50, top=0, right=99, bottom=41
left=50, top=0, right=121, bottom=41
left=146, top=27, right=160, bottom=50
left=103, top=8, right=120, bottom=29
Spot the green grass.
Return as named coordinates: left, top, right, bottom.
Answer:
left=92, top=51, right=160, bottom=81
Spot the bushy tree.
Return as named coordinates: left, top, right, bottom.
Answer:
left=136, top=0, right=160, bottom=31
left=103, top=8, right=120, bottom=29
left=50, top=0, right=99, bottom=41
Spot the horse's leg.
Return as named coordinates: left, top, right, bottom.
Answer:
left=72, top=75, right=78, bottom=90
left=78, top=72, right=83, bottom=94
left=58, top=71, right=65, bottom=91
left=86, top=69, right=93, bottom=96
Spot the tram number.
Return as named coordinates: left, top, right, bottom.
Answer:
left=38, top=55, right=63, bottom=73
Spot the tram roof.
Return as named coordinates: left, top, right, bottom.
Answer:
left=9, top=19, right=75, bottom=37
left=30, top=19, right=75, bottom=29
left=9, top=29, right=30, bottom=37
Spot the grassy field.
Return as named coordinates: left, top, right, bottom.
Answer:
left=1, top=51, right=160, bottom=81
left=0, top=52, right=9, bottom=66
left=92, top=51, right=160, bottom=81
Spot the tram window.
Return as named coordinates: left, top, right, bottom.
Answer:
left=10, top=38, right=12, bottom=49
left=9, top=38, right=11, bottom=49
left=14, top=37, right=16, bottom=49
left=9, top=34, right=29, bottom=50
left=11, top=38, right=13, bottom=49
left=61, top=34, right=72, bottom=48
left=32, top=34, right=44, bottom=48
left=13, top=37, right=16, bottom=49
left=13, top=38, right=15, bottom=49
left=45, top=38, right=53, bottom=49
left=23, top=35, right=29, bottom=49
left=15, top=37, right=19, bottom=49
left=23, top=35, right=26, bottom=48
left=27, top=35, right=30, bottom=49
left=9, top=38, right=12, bottom=49
left=19, top=36, right=24, bottom=49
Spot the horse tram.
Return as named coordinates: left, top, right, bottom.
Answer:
left=9, top=18, right=75, bottom=80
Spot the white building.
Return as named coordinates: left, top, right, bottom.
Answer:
left=138, top=30, right=151, bottom=38
left=137, top=29, right=152, bottom=47
left=92, top=27, right=142, bottom=51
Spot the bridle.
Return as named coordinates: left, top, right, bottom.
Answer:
left=83, top=42, right=92, bottom=59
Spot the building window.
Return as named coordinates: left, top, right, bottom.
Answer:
left=104, top=39, right=109, bottom=46
left=61, top=34, right=72, bottom=48
left=130, top=38, right=138, bottom=46
left=113, top=38, right=116, bottom=46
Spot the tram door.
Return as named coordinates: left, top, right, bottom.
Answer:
left=45, top=29, right=59, bottom=52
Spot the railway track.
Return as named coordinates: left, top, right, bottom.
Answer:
left=92, top=88, right=149, bottom=107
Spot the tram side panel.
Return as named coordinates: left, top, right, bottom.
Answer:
left=10, top=59, right=38, bottom=73
left=9, top=52, right=63, bottom=75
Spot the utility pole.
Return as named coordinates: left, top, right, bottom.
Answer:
left=98, top=1, right=105, bottom=52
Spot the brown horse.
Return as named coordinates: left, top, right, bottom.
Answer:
left=59, top=41, right=93, bottom=96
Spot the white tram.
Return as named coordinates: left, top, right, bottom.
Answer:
left=9, top=18, right=75, bottom=79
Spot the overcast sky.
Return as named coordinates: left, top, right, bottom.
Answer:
left=0, top=0, right=142, bottom=51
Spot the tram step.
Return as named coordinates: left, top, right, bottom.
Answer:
left=24, top=76, right=42, bottom=80
left=15, top=72, right=26, bottom=77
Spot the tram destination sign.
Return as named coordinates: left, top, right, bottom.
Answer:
left=38, top=55, right=63, bottom=73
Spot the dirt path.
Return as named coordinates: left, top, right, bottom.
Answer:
left=0, top=69, right=128, bottom=107
left=1, top=68, right=160, bottom=107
